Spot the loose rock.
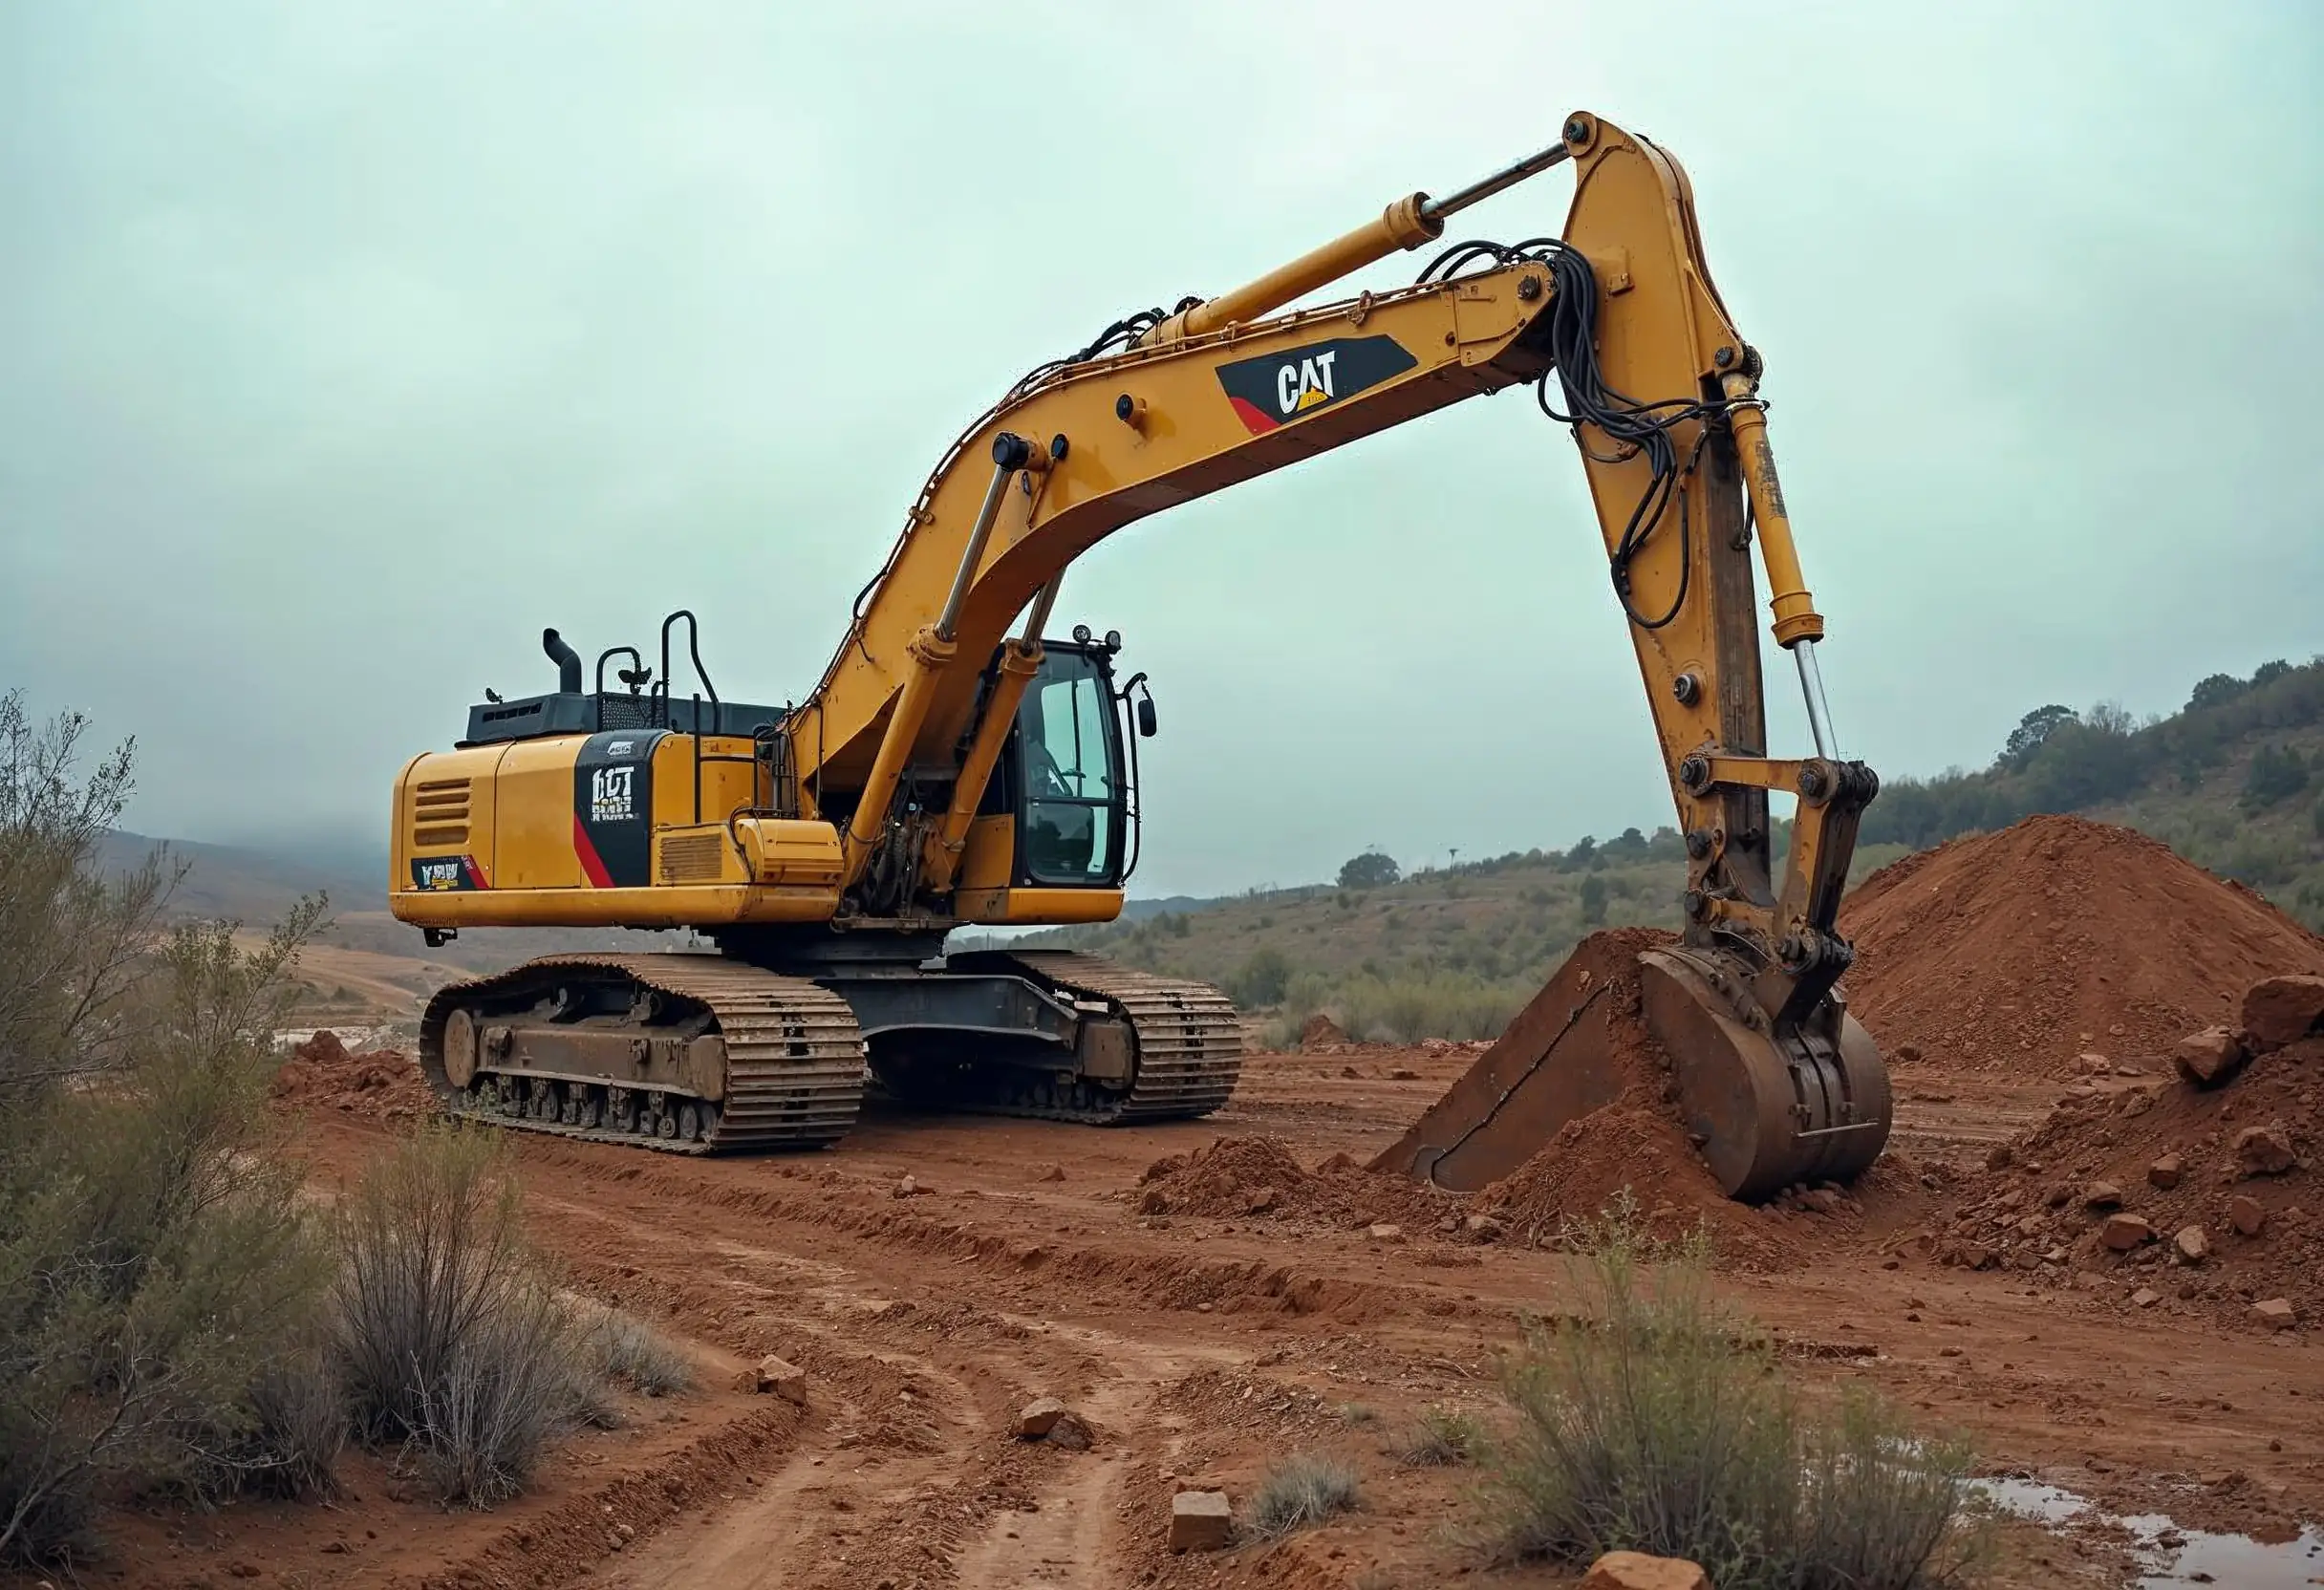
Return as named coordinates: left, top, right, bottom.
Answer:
left=2147, top=1154, right=2184, bottom=1191
left=1581, top=1551, right=1713, bottom=1590
left=1013, top=1397, right=1068, bottom=1439
left=2241, top=974, right=2324, bottom=1051
left=1367, top=1223, right=1405, bottom=1243
left=2174, top=1027, right=2248, bottom=1086
left=2228, top=1194, right=2267, bottom=1237
left=2233, top=1125, right=2297, bottom=1177
left=2084, top=1182, right=2123, bottom=1212
left=2251, top=1298, right=2297, bottom=1331
left=2173, top=1225, right=2209, bottom=1266
left=2132, top=1287, right=2161, bottom=1308
left=754, top=1356, right=807, bottom=1405
left=1168, top=1490, right=1232, bottom=1553
left=2100, top=1214, right=2155, bottom=1252
left=894, top=1173, right=931, bottom=1198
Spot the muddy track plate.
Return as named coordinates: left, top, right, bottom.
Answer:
left=418, top=954, right=865, bottom=1154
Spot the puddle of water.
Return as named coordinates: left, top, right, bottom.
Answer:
left=1980, top=1475, right=2324, bottom=1588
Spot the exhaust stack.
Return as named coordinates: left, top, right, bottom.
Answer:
left=542, top=628, right=583, bottom=694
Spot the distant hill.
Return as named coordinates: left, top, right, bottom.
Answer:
left=1024, top=654, right=2324, bottom=1041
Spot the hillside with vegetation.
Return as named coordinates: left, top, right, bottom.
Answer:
left=1027, top=655, right=2324, bottom=1042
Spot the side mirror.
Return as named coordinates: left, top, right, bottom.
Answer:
left=1136, top=697, right=1158, bottom=739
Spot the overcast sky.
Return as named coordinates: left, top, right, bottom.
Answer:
left=5, top=2, right=2320, bottom=898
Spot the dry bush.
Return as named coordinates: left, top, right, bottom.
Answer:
left=583, top=1306, right=695, bottom=1399
left=1390, top=1404, right=1481, bottom=1468
left=1479, top=1217, right=1987, bottom=1589
left=0, top=695, right=334, bottom=1563
left=333, top=1126, right=595, bottom=1506
left=1245, top=1453, right=1362, bottom=1539
left=218, top=1335, right=348, bottom=1500
left=406, top=1276, right=588, bottom=1505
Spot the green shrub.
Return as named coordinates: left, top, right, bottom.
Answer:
left=1245, top=1452, right=1361, bottom=1538
left=1579, top=873, right=1609, bottom=927
left=1227, top=946, right=1293, bottom=1008
left=1391, top=1404, right=1481, bottom=1467
left=1479, top=1217, right=1986, bottom=1588
left=2244, top=743, right=2310, bottom=811
left=0, top=697, right=334, bottom=1562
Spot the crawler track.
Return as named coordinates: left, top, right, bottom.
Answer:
left=914, top=951, right=1243, bottom=1124
left=418, top=954, right=865, bottom=1154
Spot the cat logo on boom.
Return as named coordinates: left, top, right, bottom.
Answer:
left=1216, top=334, right=1418, bottom=435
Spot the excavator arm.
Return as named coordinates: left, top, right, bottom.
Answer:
left=798, top=110, right=1889, bottom=1196
left=799, top=111, right=1869, bottom=1008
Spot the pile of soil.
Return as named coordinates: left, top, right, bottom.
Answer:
left=1378, top=931, right=1816, bottom=1269
left=1469, top=1104, right=1793, bottom=1271
left=1842, top=815, right=2324, bottom=1076
left=1134, top=1136, right=1455, bottom=1232
left=271, top=1029, right=433, bottom=1120
left=1920, top=996, right=2319, bottom=1330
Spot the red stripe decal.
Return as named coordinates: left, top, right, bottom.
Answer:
left=1227, top=395, right=1280, bottom=435
left=572, top=816, right=614, bottom=889
left=461, top=854, right=490, bottom=890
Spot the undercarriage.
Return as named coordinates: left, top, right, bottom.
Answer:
left=416, top=946, right=1240, bottom=1153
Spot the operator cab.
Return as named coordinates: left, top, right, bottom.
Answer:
left=982, top=624, right=1157, bottom=892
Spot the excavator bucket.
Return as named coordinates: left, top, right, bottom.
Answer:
left=1371, top=939, right=1890, bottom=1201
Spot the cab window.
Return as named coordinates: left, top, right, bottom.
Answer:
left=1018, top=653, right=1120, bottom=884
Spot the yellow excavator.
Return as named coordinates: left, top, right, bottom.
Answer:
left=390, top=110, right=1890, bottom=1199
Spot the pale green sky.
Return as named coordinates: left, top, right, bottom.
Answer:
left=4, top=2, right=2320, bottom=896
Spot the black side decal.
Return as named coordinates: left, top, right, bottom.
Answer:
left=573, top=731, right=663, bottom=888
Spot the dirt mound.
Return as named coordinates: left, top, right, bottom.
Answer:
left=1926, top=1008, right=2320, bottom=1330
left=271, top=1029, right=433, bottom=1120
left=1842, top=815, right=2324, bottom=1077
left=1134, top=1135, right=1455, bottom=1232
left=1298, top=1011, right=1347, bottom=1049
left=1469, top=1105, right=1795, bottom=1271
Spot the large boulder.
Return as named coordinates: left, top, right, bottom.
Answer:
left=2241, top=975, right=2324, bottom=1052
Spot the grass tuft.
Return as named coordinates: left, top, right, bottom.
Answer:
left=1390, top=1404, right=1481, bottom=1468
left=1477, top=1205, right=1989, bottom=1589
left=1245, top=1452, right=1362, bottom=1539
left=584, top=1306, right=697, bottom=1399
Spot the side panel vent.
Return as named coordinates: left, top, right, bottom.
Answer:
left=658, top=830, right=725, bottom=884
left=411, top=778, right=472, bottom=849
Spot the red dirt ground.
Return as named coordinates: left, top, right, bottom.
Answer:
left=44, top=816, right=2324, bottom=1590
